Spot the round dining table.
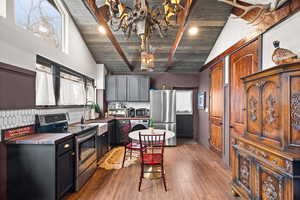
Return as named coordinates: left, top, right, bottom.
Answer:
left=128, top=129, right=175, bottom=141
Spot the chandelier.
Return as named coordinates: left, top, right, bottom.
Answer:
left=98, top=0, right=183, bottom=71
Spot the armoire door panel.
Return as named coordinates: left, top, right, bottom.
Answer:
left=290, top=75, right=300, bottom=147
left=246, top=85, right=261, bottom=136
left=262, top=80, right=281, bottom=142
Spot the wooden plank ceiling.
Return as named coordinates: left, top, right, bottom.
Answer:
left=63, top=0, right=232, bottom=73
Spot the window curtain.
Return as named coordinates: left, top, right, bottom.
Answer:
left=86, top=84, right=95, bottom=104
left=36, top=70, right=56, bottom=106
left=59, top=77, right=86, bottom=105
left=176, top=90, right=193, bottom=114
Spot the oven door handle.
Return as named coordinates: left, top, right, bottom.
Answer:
left=76, top=131, right=96, bottom=143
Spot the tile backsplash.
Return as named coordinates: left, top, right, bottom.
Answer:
left=0, top=107, right=90, bottom=141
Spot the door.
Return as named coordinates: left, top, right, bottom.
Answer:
left=176, top=90, right=194, bottom=138
left=209, top=61, right=224, bottom=155
left=230, top=40, right=259, bottom=166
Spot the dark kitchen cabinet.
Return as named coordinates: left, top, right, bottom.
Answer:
left=97, top=133, right=108, bottom=160
left=106, top=75, right=150, bottom=102
left=176, top=115, right=193, bottom=138
left=116, top=120, right=131, bottom=145
left=127, top=76, right=150, bottom=102
left=7, top=137, right=75, bottom=200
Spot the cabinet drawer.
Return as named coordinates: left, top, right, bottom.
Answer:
left=57, top=139, right=74, bottom=156
left=255, top=163, right=286, bottom=200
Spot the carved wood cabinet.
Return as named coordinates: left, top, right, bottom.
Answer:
left=232, top=63, right=300, bottom=200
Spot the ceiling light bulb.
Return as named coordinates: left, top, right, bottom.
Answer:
left=98, top=26, right=106, bottom=34
left=189, top=27, right=198, bottom=35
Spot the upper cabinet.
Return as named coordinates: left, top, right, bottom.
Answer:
left=106, top=75, right=150, bottom=102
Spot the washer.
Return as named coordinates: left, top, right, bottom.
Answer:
left=130, top=120, right=149, bottom=131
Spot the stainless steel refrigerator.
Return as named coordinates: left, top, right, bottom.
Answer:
left=150, top=90, right=176, bottom=146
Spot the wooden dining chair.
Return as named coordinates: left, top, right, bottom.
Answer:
left=138, top=132, right=167, bottom=192
left=122, top=124, right=147, bottom=168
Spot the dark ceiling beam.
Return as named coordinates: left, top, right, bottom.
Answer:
left=82, top=0, right=133, bottom=71
left=165, top=0, right=195, bottom=72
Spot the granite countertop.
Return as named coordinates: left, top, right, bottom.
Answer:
left=7, top=133, right=74, bottom=145
left=83, top=117, right=150, bottom=123
left=7, top=124, right=99, bottom=145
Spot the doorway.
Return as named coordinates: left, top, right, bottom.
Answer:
left=173, top=87, right=199, bottom=145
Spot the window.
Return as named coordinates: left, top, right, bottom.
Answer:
left=0, top=0, right=6, bottom=17
left=59, top=72, right=86, bottom=105
left=15, top=0, right=63, bottom=49
left=176, top=90, right=193, bottom=114
left=86, top=81, right=95, bottom=104
left=36, top=64, right=56, bottom=106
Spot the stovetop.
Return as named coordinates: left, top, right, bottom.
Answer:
left=36, top=123, right=98, bottom=135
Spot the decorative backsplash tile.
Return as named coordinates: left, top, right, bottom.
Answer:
left=0, top=107, right=91, bottom=141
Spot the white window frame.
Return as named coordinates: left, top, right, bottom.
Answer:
left=13, top=0, right=68, bottom=52
left=53, top=0, right=69, bottom=53
left=0, top=0, right=6, bottom=18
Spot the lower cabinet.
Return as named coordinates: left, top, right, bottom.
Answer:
left=232, top=137, right=300, bottom=200
left=97, top=132, right=110, bottom=161
left=7, top=137, right=75, bottom=200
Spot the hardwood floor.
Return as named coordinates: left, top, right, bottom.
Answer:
left=64, top=144, right=236, bottom=200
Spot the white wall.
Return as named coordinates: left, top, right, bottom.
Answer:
left=0, top=0, right=97, bottom=78
left=205, top=14, right=256, bottom=64
left=262, top=11, right=300, bottom=69
left=206, top=11, right=300, bottom=69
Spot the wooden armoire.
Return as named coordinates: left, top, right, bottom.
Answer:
left=231, top=62, right=300, bottom=200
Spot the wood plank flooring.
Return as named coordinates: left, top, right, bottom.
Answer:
left=64, top=144, right=237, bottom=200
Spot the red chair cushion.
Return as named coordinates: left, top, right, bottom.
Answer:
left=126, top=142, right=142, bottom=150
left=142, top=153, right=163, bottom=165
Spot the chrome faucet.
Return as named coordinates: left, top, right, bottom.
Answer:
left=81, top=100, right=95, bottom=124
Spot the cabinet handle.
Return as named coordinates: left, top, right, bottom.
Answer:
left=64, top=144, right=70, bottom=149
left=230, top=125, right=234, bottom=128
left=72, top=152, right=75, bottom=156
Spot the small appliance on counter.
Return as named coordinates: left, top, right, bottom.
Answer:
left=108, top=108, right=128, bottom=117
left=135, top=108, right=150, bottom=117
left=127, top=107, right=135, bottom=117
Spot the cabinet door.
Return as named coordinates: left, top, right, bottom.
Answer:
left=106, top=76, right=117, bottom=102
left=116, top=76, right=127, bottom=101
left=230, top=40, right=259, bottom=166
left=255, top=163, right=285, bottom=200
left=209, top=61, right=224, bottom=155
left=139, top=76, right=150, bottom=101
left=127, top=76, right=140, bottom=101
left=57, top=150, right=75, bottom=199
left=232, top=149, right=254, bottom=199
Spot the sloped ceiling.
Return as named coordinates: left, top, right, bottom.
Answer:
left=63, top=0, right=232, bottom=73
